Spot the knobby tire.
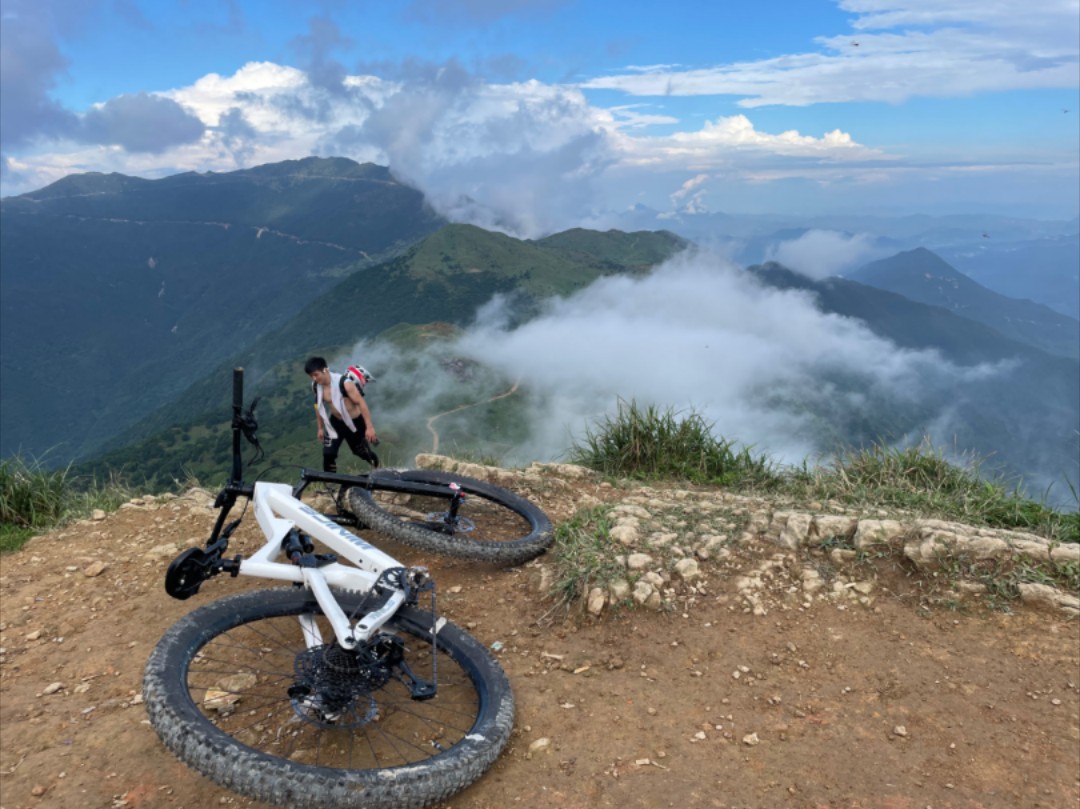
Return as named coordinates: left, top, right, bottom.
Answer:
left=346, top=469, right=553, bottom=565
left=143, top=588, right=514, bottom=809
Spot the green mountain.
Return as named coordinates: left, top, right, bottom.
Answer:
left=747, top=262, right=1079, bottom=501
left=0, top=158, right=446, bottom=462
left=75, top=224, right=690, bottom=486
left=6, top=156, right=1074, bottom=508
left=748, top=262, right=1049, bottom=365
left=82, top=243, right=1079, bottom=508
left=848, top=247, right=1079, bottom=359
left=938, top=233, right=1080, bottom=321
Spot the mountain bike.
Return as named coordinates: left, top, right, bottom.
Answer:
left=143, top=369, right=515, bottom=809
left=265, top=393, right=552, bottom=565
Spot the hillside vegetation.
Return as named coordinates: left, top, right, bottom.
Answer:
left=5, top=403, right=1075, bottom=567
left=74, top=225, right=688, bottom=479
left=0, top=158, right=446, bottom=462
left=3, top=158, right=1076, bottom=521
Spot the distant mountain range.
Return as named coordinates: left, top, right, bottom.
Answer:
left=1, top=157, right=1076, bottom=507
left=937, top=235, right=1080, bottom=320
left=746, top=262, right=1078, bottom=502
left=613, top=204, right=1079, bottom=320
left=848, top=247, right=1078, bottom=360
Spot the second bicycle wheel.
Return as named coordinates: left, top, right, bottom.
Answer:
left=144, top=588, right=514, bottom=809
left=347, top=469, right=553, bottom=565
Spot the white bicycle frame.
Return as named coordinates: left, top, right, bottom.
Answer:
left=237, top=482, right=422, bottom=651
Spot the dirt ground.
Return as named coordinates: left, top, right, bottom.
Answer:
left=1, top=471, right=1078, bottom=809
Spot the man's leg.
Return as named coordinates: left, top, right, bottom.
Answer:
left=345, top=431, right=380, bottom=468
left=322, top=433, right=344, bottom=473
left=339, top=416, right=380, bottom=468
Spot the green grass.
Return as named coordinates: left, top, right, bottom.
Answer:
left=0, top=454, right=136, bottom=552
left=0, top=523, right=39, bottom=554
left=554, top=403, right=1078, bottom=615
left=570, top=399, right=778, bottom=488
left=546, top=506, right=626, bottom=612
left=570, top=400, right=1078, bottom=544
left=0, top=455, right=68, bottom=528
left=786, top=441, right=1078, bottom=544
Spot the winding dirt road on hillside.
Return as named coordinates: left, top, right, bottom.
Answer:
left=425, top=381, right=521, bottom=454
left=1, top=463, right=1077, bottom=809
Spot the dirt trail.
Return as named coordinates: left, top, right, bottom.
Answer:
left=1, top=470, right=1077, bottom=809
left=425, top=381, right=520, bottom=454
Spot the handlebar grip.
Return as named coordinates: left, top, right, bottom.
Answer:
left=233, top=367, right=244, bottom=411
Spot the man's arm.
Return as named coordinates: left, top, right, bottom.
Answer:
left=343, top=381, right=377, bottom=443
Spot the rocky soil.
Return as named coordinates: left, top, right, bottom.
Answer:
left=1, top=456, right=1078, bottom=809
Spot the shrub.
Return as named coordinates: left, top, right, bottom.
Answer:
left=570, top=402, right=1077, bottom=544
left=0, top=454, right=137, bottom=553
left=569, top=399, right=778, bottom=488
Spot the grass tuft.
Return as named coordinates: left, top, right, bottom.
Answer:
left=546, top=507, right=625, bottom=612
left=570, top=401, right=1078, bottom=544
left=570, top=399, right=778, bottom=489
left=0, top=454, right=136, bottom=553
left=788, top=441, right=1077, bottom=543
left=0, top=455, right=68, bottom=529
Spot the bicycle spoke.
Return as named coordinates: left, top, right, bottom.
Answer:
left=182, top=610, right=484, bottom=770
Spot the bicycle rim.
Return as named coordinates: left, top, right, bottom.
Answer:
left=347, top=469, right=553, bottom=565
left=144, top=589, right=513, bottom=809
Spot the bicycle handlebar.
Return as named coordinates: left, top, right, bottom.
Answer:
left=229, top=367, right=262, bottom=482
left=231, top=368, right=244, bottom=484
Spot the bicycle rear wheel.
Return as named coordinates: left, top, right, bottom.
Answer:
left=144, top=588, right=514, bottom=809
left=347, top=469, right=553, bottom=565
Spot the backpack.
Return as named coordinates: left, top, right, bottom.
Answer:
left=342, top=365, right=374, bottom=392
left=311, top=365, right=374, bottom=401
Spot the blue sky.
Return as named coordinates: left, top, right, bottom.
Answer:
left=2, top=0, right=1078, bottom=233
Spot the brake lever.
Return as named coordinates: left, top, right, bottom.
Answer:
left=237, top=397, right=260, bottom=446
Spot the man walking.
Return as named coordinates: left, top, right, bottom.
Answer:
left=305, top=356, right=380, bottom=471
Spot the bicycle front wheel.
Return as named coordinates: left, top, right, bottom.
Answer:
left=347, top=469, right=553, bottom=565
left=143, top=589, right=514, bottom=809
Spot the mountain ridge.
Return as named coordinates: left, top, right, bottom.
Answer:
left=77, top=223, right=690, bottom=473
left=848, top=247, right=1079, bottom=359
left=0, top=158, right=447, bottom=461
left=2, top=157, right=1076, bottom=511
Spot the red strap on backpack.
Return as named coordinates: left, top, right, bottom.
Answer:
left=345, top=366, right=368, bottom=388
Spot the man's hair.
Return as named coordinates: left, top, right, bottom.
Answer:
left=304, top=356, right=328, bottom=375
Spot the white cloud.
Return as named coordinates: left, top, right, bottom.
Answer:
left=3, top=0, right=1076, bottom=222
left=583, top=0, right=1080, bottom=106
left=440, top=248, right=1003, bottom=464
left=670, top=173, right=710, bottom=212
left=12, top=60, right=867, bottom=237
left=657, top=116, right=881, bottom=160
left=4, top=46, right=1072, bottom=226
left=764, top=230, right=885, bottom=279
left=168, top=63, right=316, bottom=128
